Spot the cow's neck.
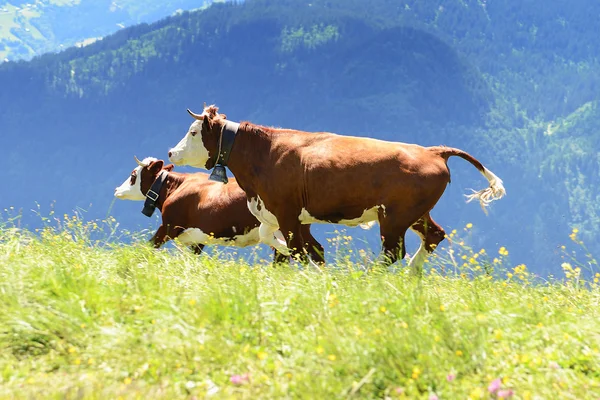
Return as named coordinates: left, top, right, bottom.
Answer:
left=154, top=172, right=187, bottom=210
left=226, top=122, right=274, bottom=196
left=143, top=172, right=186, bottom=211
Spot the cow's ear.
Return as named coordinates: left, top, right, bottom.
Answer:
left=164, top=164, right=175, bottom=172
left=203, top=115, right=213, bottom=130
left=148, top=160, right=164, bottom=174
left=220, top=113, right=227, bottom=120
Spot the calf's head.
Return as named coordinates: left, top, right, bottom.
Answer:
left=114, top=156, right=174, bottom=200
left=168, top=104, right=227, bottom=170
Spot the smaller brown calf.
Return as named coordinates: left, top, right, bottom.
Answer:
left=114, top=156, right=304, bottom=262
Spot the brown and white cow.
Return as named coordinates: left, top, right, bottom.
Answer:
left=114, top=156, right=320, bottom=263
left=168, top=105, right=506, bottom=274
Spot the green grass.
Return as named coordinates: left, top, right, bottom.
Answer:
left=0, top=216, right=599, bottom=399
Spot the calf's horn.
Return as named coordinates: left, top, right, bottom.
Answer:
left=187, top=108, right=204, bottom=120
left=134, top=155, right=145, bottom=167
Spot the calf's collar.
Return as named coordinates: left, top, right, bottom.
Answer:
left=141, top=170, right=169, bottom=217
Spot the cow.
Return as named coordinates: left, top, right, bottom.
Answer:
left=167, top=105, right=506, bottom=275
left=114, top=156, right=321, bottom=263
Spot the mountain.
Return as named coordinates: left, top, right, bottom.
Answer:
left=2, top=0, right=600, bottom=275
left=0, top=0, right=223, bottom=61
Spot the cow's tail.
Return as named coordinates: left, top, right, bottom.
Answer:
left=431, top=146, right=506, bottom=214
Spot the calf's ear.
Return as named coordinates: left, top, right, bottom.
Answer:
left=148, top=160, right=164, bottom=174
left=164, top=164, right=175, bottom=172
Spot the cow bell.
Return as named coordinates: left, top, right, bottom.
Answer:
left=209, top=164, right=228, bottom=184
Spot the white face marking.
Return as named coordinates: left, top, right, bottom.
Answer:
left=114, top=157, right=158, bottom=201
left=298, top=205, right=382, bottom=228
left=114, top=165, right=145, bottom=200
left=168, top=120, right=210, bottom=168
left=177, top=227, right=260, bottom=247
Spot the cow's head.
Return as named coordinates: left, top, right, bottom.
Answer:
left=168, top=104, right=227, bottom=170
left=114, top=156, right=174, bottom=200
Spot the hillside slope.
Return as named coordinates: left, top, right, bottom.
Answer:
left=2, top=0, right=600, bottom=273
left=0, top=0, right=219, bottom=61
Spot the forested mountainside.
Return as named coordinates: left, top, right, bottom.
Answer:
left=2, top=0, right=599, bottom=274
left=0, top=0, right=220, bottom=61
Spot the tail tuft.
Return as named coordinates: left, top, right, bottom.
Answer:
left=464, top=167, right=506, bottom=214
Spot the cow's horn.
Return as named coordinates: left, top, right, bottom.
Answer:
left=134, top=155, right=145, bottom=167
left=187, top=108, right=204, bottom=120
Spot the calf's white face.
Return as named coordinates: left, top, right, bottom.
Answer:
left=114, top=157, right=158, bottom=201
left=114, top=166, right=145, bottom=200
left=168, top=120, right=210, bottom=168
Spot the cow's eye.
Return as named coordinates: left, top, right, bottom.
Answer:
left=190, top=131, right=197, bottom=137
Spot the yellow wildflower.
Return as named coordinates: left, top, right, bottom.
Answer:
left=469, top=387, right=484, bottom=399
left=327, top=354, right=336, bottom=361
left=466, top=223, right=473, bottom=229
left=411, top=366, right=421, bottom=379
left=257, top=351, right=268, bottom=360
left=316, top=346, right=325, bottom=354
left=124, top=377, right=132, bottom=385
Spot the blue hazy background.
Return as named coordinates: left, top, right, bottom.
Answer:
left=2, top=0, right=600, bottom=275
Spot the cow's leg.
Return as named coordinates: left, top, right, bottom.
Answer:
left=377, top=208, right=411, bottom=267
left=278, top=217, right=311, bottom=265
left=379, top=228, right=408, bottom=266
left=272, top=249, right=290, bottom=266
left=259, top=223, right=291, bottom=256
left=189, top=243, right=205, bottom=255
left=150, top=224, right=184, bottom=249
left=301, top=224, right=325, bottom=265
left=150, top=224, right=168, bottom=248
left=408, top=213, right=445, bottom=276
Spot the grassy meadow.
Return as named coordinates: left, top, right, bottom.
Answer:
left=0, top=213, right=599, bottom=399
